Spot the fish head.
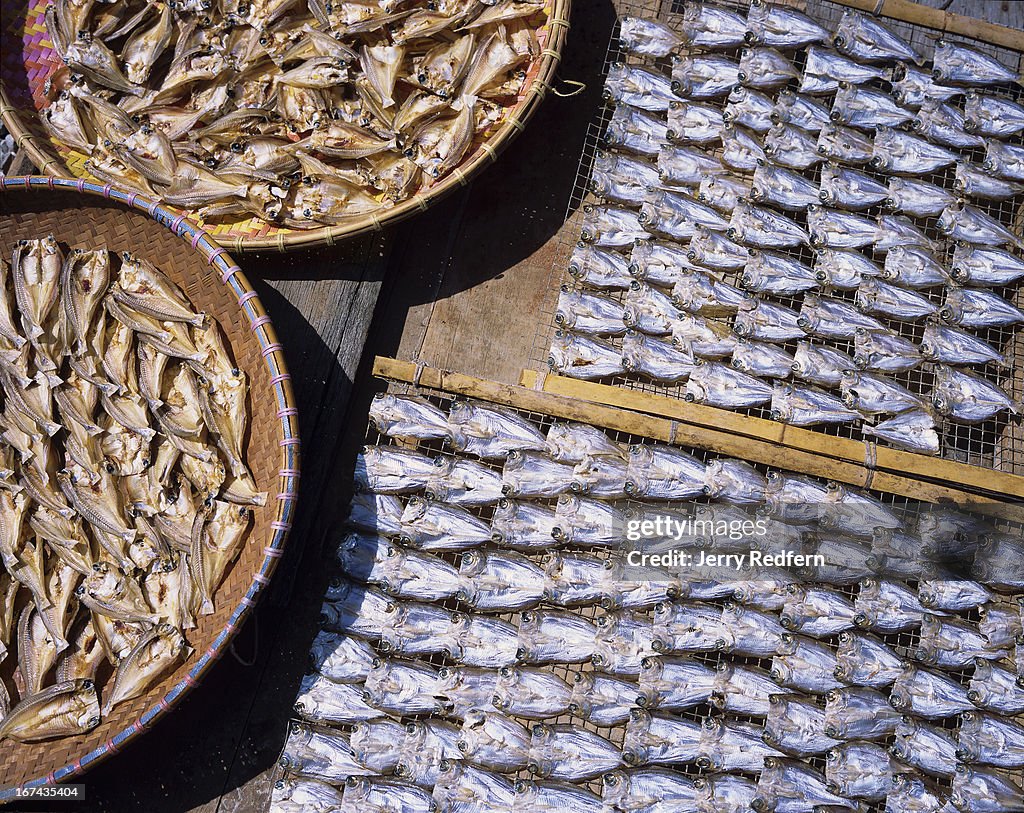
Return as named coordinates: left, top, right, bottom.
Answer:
left=547, top=330, right=571, bottom=371
left=935, top=205, right=959, bottom=234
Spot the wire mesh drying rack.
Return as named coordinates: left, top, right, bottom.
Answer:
left=278, top=365, right=1024, bottom=811
left=528, top=0, right=1024, bottom=475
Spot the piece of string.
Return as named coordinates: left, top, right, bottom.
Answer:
left=863, top=440, right=878, bottom=490
left=230, top=615, right=258, bottom=667
left=553, top=79, right=586, bottom=98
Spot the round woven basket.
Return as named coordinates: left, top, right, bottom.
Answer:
left=0, top=176, right=299, bottom=798
left=0, top=0, right=571, bottom=253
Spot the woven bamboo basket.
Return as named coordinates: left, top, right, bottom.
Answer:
left=0, top=176, right=299, bottom=797
left=0, top=0, right=571, bottom=253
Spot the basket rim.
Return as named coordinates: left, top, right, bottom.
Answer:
left=0, top=175, right=301, bottom=799
left=0, top=0, right=572, bottom=253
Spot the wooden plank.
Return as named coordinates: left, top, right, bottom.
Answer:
left=209, top=240, right=391, bottom=813
left=516, top=371, right=1024, bottom=500
left=831, top=0, right=1024, bottom=52
left=384, top=1, right=617, bottom=385
left=374, top=357, right=1024, bottom=522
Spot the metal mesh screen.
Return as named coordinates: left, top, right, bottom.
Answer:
left=528, top=0, right=1024, bottom=474
left=279, top=376, right=1023, bottom=812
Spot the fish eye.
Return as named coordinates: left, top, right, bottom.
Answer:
left=230, top=142, right=243, bottom=152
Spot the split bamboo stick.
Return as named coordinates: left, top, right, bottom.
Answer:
left=372, top=357, right=1024, bottom=523
left=830, top=0, right=1024, bottom=54
left=519, top=371, right=1024, bottom=501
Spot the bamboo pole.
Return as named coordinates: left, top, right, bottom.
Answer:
left=830, top=0, right=1024, bottom=54
left=519, top=370, right=1024, bottom=501
left=372, top=357, right=1024, bottom=523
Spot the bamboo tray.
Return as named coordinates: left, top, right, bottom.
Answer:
left=0, top=176, right=299, bottom=797
left=0, top=0, right=570, bottom=252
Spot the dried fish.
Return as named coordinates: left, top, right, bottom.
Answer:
left=671, top=55, right=740, bottom=99
left=931, top=365, right=1017, bottom=422
left=964, top=91, right=1024, bottom=137
left=933, top=39, right=1019, bottom=86
left=833, top=9, right=921, bottom=64
left=746, top=1, right=829, bottom=48
left=871, top=126, right=958, bottom=175
left=619, top=17, right=683, bottom=58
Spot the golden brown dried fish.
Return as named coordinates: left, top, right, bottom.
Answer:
left=41, top=556, right=80, bottom=653
left=21, top=437, right=74, bottom=518
left=29, top=508, right=93, bottom=576
left=159, top=363, right=205, bottom=440
left=360, top=44, right=404, bottom=108
left=63, top=416, right=106, bottom=476
left=100, top=315, right=137, bottom=393
left=161, top=161, right=250, bottom=208
left=41, top=90, right=94, bottom=155
left=114, top=253, right=206, bottom=327
left=2, top=372, right=61, bottom=438
left=58, top=462, right=136, bottom=543
left=0, top=679, right=100, bottom=743
left=277, top=56, right=350, bottom=88
left=103, top=623, right=189, bottom=714
left=154, top=482, right=198, bottom=553
left=126, top=514, right=168, bottom=570
left=121, top=476, right=167, bottom=522
left=2, top=198, right=257, bottom=746
left=100, top=391, right=157, bottom=441
left=55, top=616, right=105, bottom=682
left=91, top=612, right=149, bottom=665
left=179, top=449, right=226, bottom=501
left=142, top=552, right=195, bottom=631
left=12, top=236, right=62, bottom=342
left=411, top=34, right=476, bottom=99
left=189, top=500, right=251, bottom=614
left=99, top=417, right=151, bottom=477
left=121, top=2, right=173, bottom=85
left=198, top=367, right=247, bottom=477
left=84, top=152, right=158, bottom=196
left=151, top=437, right=181, bottom=488
left=0, top=259, right=27, bottom=350
left=38, top=0, right=546, bottom=229
left=0, top=570, right=17, bottom=664
left=115, top=124, right=179, bottom=187
left=61, top=248, right=109, bottom=356
left=77, top=562, right=159, bottom=625
left=407, top=101, right=475, bottom=179
left=54, top=371, right=101, bottom=436
left=16, top=604, right=61, bottom=695
left=221, top=472, right=268, bottom=507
